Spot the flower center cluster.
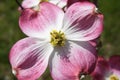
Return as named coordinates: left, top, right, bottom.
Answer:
left=110, top=75, right=119, bottom=80
left=50, top=30, right=66, bottom=47
left=41, top=0, right=48, bottom=2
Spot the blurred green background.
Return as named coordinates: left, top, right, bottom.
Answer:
left=0, top=0, right=120, bottom=80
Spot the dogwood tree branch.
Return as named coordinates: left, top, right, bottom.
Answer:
left=15, top=0, right=24, bottom=10
left=93, top=0, right=98, bottom=7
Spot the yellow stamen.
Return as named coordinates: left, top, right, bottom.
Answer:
left=110, top=75, right=119, bottom=80
left=50, top=30, right=66, bottom=47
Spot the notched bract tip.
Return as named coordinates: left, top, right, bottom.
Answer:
left=94, top=7, right=98, bottom=13
left=12, top=69, right=17, bottom=75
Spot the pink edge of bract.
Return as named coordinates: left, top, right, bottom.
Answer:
left=91, top=56, right=110, bottom=80
left=109, top=55, right=120, bottom=71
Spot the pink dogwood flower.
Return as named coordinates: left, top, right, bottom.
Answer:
left=91, top=55, right=120, bottom=80
left=9, top=2, right=103, bottom=80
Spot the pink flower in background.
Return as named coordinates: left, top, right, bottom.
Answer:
left=9, top=2, right=103, bottom=80
left=91, top=55, right=120, bottom=80
left=20, top=0, right=91, bottom=11
left=22, top=0, right=67, bottom=9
